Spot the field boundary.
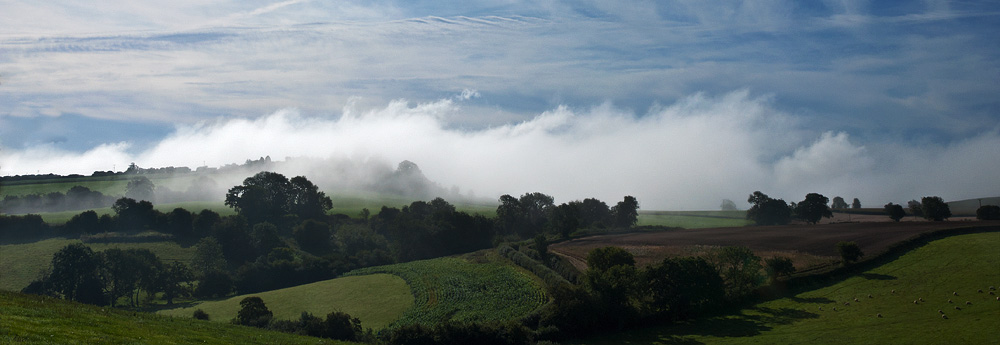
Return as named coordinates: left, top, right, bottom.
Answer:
left=777, top=224, right=1000, bottom=296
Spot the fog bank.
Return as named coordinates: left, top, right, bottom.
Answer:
left=3, top=90, right=998, bottom=210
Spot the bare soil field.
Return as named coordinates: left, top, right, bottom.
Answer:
left=551, top=220, right=999, bottom=271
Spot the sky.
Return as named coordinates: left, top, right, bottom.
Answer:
left=1, top=1, right=999, bottom=210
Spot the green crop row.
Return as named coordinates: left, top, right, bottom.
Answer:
left=345, top=257, right=547, bottom=329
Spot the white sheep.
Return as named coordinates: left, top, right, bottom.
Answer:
left=876, top=313, right=882, bottom=318
left=942, top=314, right=948, bottom=319
left=891, top=289, right=896, bottom=294
left=868, top=294, right=873, bottom=298
left=953, top=291, right=959, bottom=296
left=854, top=298, right=859, bottom=302
left=965, top=301, right=972, bottom=305
left=938, top=309, right=944, bottom=314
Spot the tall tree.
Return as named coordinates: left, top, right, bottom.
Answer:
left=496, top=194, right=524, bottom=236
left=711, top=246, right=763, bottom=300
left=794, top=193, right=833, bottom=224
left=831, top=196, right=849, bottom=209
left=48, top=243, right=106, bottom=305
left=611, top=196, right=639, bottom=228
left=746, top=191, right=791, bottom=225
left=235, top=296, right=273, bottom=328
left=125, top=176, right=155, bottom=202
left=884, top=203, right=906, bottom=222
left=226, top=172, right=304, bottom=225
left=921, top=196, right=952, bottom=221
left=851, top=198, right=862, bottom=209
left=720, top=199, right=739, bottom=211
left=288, top=176, right=333, bottom=220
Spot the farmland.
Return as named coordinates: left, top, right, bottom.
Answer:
left=0, top=238, right=196, bottom=292
left=344, top=254, right=548, bottom=329
left=550, top=221, right=996, bottom=270
left=157, top=274, right=412, bottom=331
left=577, top=231, right=1000, bottom=344
left=0, top=290, right=355, bottom=345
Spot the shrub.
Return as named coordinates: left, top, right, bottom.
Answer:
left=976, top=205, right=1000, bottom=220
left=234, top=296, right=272, bottom=328
left=837, top=241, right=864, bottom=264
left=764, top=256, right=796, bottom=284
left=193, top=309, right=210, bottom=320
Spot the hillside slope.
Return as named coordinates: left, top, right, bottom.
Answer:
left=580, top=231, right=1000, bottom=344
left=0, top=290, right=354, bottom=345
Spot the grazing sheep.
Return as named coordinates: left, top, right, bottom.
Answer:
left=868, top=294, right=873, bottom=298
left=844, top=302, right=851, bottom=306
left=942, top=314, right=948, bottom=319
left=833, top=307, right=838, bottom=311
left=954, top=291, right=959, bottom=296
left=990, top=291, right=995, bottom=295
left=990, top=286, right=996, bottom=291
left=948, top=299, right=953, bottom=303
left=913, top=300, right=919, bottom=304
left=965, top=301, right=972, bottom=305
left=854, top=298, right=860, bottom=302
left=877, top=313, right=883, bottom=318
left=891, top=289, right=896, bottom=294
left=996, top=296, right=999, bottom=301
left=938, top=309, right=944, bottom=314
left=919, top=298, right=924, bottom=302
left=955, top=306, right=961, bottom=310
left=978, top=289, right=984, bottom=293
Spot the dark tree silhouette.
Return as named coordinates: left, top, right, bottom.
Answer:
left=234, top=296, right=273, bottom=328
left=831, top=196, right=849, bottom=209
left=884, top=203, right=906, bottom=222
left=852, top=198, right=861, bottom=209
left=920, top=196, right=951, bottom=221
left=977, top=205, right=1000, bottom=220
left=611, top=196, right=639, bottom=228
left=711, top=246, right=763, bottom=300
left=794, top=193, right=833, bottom=224
left=48, top=243, right=105, bottom=305
left=720, top=199, right=739, bottom=211
left=226, top=172, right=331, bottom=225
left=746, top=191, right=791, bottom=225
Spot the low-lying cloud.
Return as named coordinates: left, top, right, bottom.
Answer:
left=3, top=90, right=998, bottom=210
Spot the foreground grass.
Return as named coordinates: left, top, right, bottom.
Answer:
left=579, top=231, right=1000, bottom=344
left=0, top=238, right=196, bottom=292
left=0, top=290, right=350, bottom=345
left=637, top=211, right=751, bottom=229
left=158, top=274, right=412, bottom=330
left=345, top=255, right=548, bottom=329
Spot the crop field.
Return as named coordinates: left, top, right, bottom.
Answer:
left=157, top=274, right=412, bottom=330
left=344, top=256, right=547, bottom=329
left=0, top=238, right=196, bottom=292
left=0, top=290, right=354, bottom=345
left=550, top=221, right=998, bottom=270
left=578, top=231, right=1000, bottom=344
left=637, top=210, right=752, bottom=228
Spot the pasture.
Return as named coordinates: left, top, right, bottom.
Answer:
left=0, top=290, right=354, bottom=345
left=578, top=231, right=1000, bottom=344
left=158, top=274, right=412, bottom=330
left=0, top=238, right=196, bottom=292
left=344, top=255, right=548, bottom=329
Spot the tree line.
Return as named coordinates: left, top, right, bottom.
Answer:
left=745, top=191, right=965, bottom=225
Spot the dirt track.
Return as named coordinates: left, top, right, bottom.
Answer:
left=550, top=220, right=1000, bottom=271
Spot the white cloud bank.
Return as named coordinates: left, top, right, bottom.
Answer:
left=3, top=90, right=997, bottom=210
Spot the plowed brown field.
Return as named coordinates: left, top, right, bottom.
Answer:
left=550, top=220, right=999, bottom=271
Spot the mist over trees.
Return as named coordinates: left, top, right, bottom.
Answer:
left=746, top=191, right=790, bottom=225
left=793, top=193, right=832, bottom=224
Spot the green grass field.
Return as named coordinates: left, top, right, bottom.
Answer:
left=578, top=231, right=1000, bottom=344
left=637, top=210, right=752, bottom=228
left=157, top=274, right=412, bottom=330
left=0, top=238, right=196, bottom=292
left=345, top=255, right=548, bottom=329
left=0, top=290, right=354, bottom=345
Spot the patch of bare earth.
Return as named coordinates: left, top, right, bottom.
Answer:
left=550, top=220, right=996, bottom=271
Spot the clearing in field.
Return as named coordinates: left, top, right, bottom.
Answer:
left=344, top=255, right=548, bottom=329
left=157, top=274, right=412, bottom=330
left=578, top=231, right=1000, bottom=344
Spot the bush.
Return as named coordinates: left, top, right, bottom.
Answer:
left=193, top=309, right=210, bottom=320
left=837, top=241, right=864, bottom=264
left=234, top=296, right=272, bottom=328
left=764, top=256, right=795, bottom=284
left=976, top=205, right=1000, bottom=220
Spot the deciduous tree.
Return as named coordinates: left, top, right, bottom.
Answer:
left=920, top=196, right=951, bottom=221
left=794, top=193, right=833, bottom=224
